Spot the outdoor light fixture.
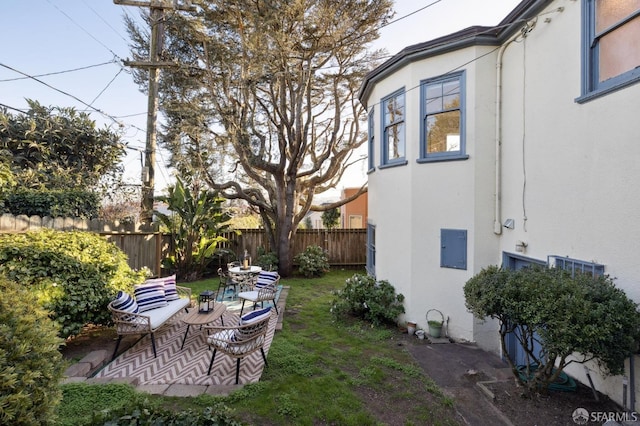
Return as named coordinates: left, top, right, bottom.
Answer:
left=198, top=290, right=215, bottom=313
left=515, top=241, right=528, bottom=253
left=503, top=218, right=515, bottom=229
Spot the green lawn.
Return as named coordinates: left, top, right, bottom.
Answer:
left=56, top=269, right=461, bottom=425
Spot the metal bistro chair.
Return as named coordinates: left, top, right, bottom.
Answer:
left=217, top=268, right=239, bottom=300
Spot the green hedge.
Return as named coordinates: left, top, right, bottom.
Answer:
left=0, top=275, right=66, bottom=425
left=0, top=229, right=147, bottom=337
left=1, top=188, right=100, bottom=218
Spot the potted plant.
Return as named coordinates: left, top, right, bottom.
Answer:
left=426, top=309, right=444, bottom=338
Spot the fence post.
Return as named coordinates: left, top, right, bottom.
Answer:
left=155, top=232, right=162, bottom=277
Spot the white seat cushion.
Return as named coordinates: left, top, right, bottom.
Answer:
left=146, top=297, right=190, bottom=330
left=237, top=290, right=259, bottom=302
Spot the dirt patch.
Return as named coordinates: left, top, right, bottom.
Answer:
left=484, top=376, right=625, bottom=426
left=61, top=324, right=136, bottom=363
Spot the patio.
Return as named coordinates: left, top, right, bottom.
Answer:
left=91, top=286, right=286, bottom=388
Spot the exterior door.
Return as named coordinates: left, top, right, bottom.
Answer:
left=502, top=253, right=546, bottom=366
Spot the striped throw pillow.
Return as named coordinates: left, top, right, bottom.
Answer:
left=240, top=306, right=272, bottom=325
left=163, top=275, right=179, bottom=301
left=145, top=275, right=179, bottom=301
left=255, top=271, right=279, bottom=288
left=134, top=283, right=168, bottom=312
left=112, top=291, right=139, bottom=314
left=236, top=307, right=271, bottom=340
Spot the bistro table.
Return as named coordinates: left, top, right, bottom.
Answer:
left=180, top=303, right=226, bottom=349
left=228, top=265, right=262, bottom=292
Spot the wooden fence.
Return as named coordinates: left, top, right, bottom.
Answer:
left=221, top=228, right=367, bottom=266
left=0, top=214, right=365, bottom=275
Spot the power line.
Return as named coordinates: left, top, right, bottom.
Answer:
left=85, top=68, right=125, bottom=110
left=0, top=61, right=121, bottom=125
left=381, top=0, right=444, bottom=29
left=44, top=0, right=124, bottom=61
left=81, top=0, right=130, bottom=43
left=0, top=60, right=118, bottom=82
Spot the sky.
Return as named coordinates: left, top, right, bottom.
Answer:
left=0, top=0, right=520, bottom=198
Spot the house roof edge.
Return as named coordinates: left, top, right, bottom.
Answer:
left=358, top=0, right=553, bottom=107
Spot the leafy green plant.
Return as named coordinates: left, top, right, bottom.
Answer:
left=321, top=208, right=341, bottom=229
left=63, top=385, right=240, bottom=426
left=0, top=229, right=147, bottom=337
left=255, top=246, right=279, bottom=271
left=2, top=188, right=100, bottom=218
left=155, top=177, right=234, bottom=281
left=464, top=265, right=640, bottom=396
left=331, top=273, right=405, bottom=326
left=294, top=245, right=330, bottom=277
left=1, top=100, right=125, bottom=191
left=0, top=275, right=66, bottom=425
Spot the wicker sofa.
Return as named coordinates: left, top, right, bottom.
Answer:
left=108, top=275, right=191, bottom=359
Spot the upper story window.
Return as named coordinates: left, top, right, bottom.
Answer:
left=368, top=107, right=375, bottom=172
left=419, top=71, right=467, bottom=162
left=580, top=0, right=640, bottom=100
left=381, top=89, right=406, bottom=166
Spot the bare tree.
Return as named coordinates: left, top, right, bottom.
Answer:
left=126, top=0, right=392, bottom=275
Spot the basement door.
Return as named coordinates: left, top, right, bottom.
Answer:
left=502, top=252, right=546, bottom=366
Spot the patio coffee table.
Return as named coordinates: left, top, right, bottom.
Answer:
left=180, top=303, right=227, bottom=349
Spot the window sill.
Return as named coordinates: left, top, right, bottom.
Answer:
left=576, top=74, right=640, bottom=104
left=417, top=155, right=469, bottom=164
left=379, top=160, right=408, bottom=170
left=367, top=167, right=376, bottom=175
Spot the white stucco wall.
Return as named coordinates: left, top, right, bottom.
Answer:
left=493, top=0, right=640, bottom=408
left=365, top=45, right=504, bottom=343
left=364, top=0, right=640, bottom=409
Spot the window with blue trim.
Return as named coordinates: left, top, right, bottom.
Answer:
left=581, top=0, right=640, bottom=99
left=366, top=223, right=376, bottom=276
left=420, top=72, right=467, bottom=161
left=548, top=255, right=604, bottom=277
left=381, top=89, right=405, bottom=165
left=368, top=108, right=375, bottom=172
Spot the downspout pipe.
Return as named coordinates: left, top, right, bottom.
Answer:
left=493, top=39, right=514, bottom=235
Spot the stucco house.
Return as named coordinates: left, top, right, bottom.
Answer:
left=340, top=187, right=368, bottom=229
left=359, top=0, right=640, bottom=406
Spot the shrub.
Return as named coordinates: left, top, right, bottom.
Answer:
left=0, top=229, right=147, bottom=337
left=331, top=273, right=405, bottom=326
left=294, top=245, right=330, bottom=277
left=464, top=265, right=640, bottom=396
left=255, top=246, right=279, bottom=271
left=2, top=188, right=100, bottom=218
left=0, top=275, right=66, bottom=425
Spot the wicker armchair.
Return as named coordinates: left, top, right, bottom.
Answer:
left=204, top=311, right=272, bottom=384
left=237, top=271, right=280, bottom=316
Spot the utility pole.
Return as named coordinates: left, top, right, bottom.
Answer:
left=114, top=0, right=194, bottom=225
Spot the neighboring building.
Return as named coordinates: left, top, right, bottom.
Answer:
left=340, top=188, right=368, bottom=229
left=303, top=210, right=324, bottom=229
left=359, top=0, right=640, bottom=406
